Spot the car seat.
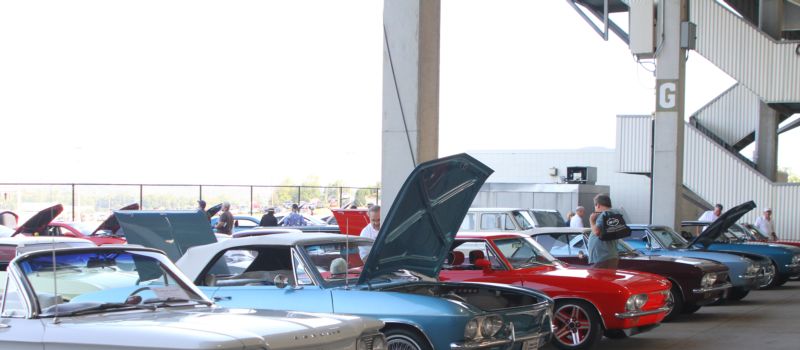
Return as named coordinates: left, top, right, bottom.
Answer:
left=468, top=250, right=485, bottom=264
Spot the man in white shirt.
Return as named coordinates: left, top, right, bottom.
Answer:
left=698, top=203, right=723, bottom=222
left=359, top=205, right=381, bottom=259
left=570, top=206, right=585, bottom=228
left=755, top=208, right=777, bottom=241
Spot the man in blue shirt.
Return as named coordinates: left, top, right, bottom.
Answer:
left=588, top=193, right=620, bottom=269
left=283, top=203, right=307, bottom=227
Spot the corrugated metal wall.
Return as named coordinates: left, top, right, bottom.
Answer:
left=469, top=149, right=653, bottom=224
left=692, top=84, right=759, bottom=146
left=616, top=115, right=652, bottom=173
left=692, top=0, right=800, bottom=103
left=616, top=116, right=800, bottom=240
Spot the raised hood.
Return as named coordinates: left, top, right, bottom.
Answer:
left=331, top=209, right=369, bottom=235
left=115, top=210, right=217, bottom=262
left=92, top=203, right=140, bottom=236
left=690, top=201, right=756, bottom=249
left=13, top=204, right=63, bottom=236
left=357, top=153, right=493, bottom=284
left=206, top=203, right=222, bottom=218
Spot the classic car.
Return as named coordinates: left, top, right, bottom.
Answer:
left=733, top=223, right=800, bottom=248
left=680, top=201, right=800, bottom=288
left=11, top=204, right=63, bottom=237
left=437, top=231, right=671, bottom=350
left=44, top=203, right=139, bottom=245
left=211, top=214, right=341, bottom=234
left=624, top=224, right=773, bottom=300
left=0, top=245, right=387, bottom=350
left=118, top=154, right=556, bottom=350
left=210, top=214, right=262, bottom=233
left=331, top=209, right=371, bottom=235
left=460, top=208, right=567, bottom=233
left=529, top=228, right=731, bottom=320
left=0, top=236, right=96, bottom=270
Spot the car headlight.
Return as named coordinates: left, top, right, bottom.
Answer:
left=464, top=318, right=480, bottom=340
left=792, top=255, right=800, bottom=265
left=746, top=263, right=759, bottom=276
left=625, top=294, right=648, bottom=311
left=701, top=273, right=717, bottom=287
left=480, top=315, right=504, bottom=338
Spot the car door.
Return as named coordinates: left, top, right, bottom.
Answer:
left=0, top=277, right=43, bottom=350
left=204, top=246, right=333, bottom=312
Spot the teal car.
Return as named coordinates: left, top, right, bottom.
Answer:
left=681, top=201, right=800, bottom=288
left=117, top=154, right=555, bottom=350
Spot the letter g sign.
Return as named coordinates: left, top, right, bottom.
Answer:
left=657, top=80, right=678, bottom=111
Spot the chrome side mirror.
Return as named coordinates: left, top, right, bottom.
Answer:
left=274, top=274, right=288, bottom=289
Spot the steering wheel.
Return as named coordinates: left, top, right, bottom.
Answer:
left=125, top=286, right=153, bottom=304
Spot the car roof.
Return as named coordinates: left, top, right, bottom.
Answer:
left=0, top=236, right=93, bottom=246
left=682, top=221, right=712, bottom=225
left=456, top=231, right=526, bottom=240
left=529, top=227, right=590, bottom=235
left=467, top=208, right=559, bottom=213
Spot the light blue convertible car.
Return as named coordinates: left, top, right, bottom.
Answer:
left=117, top=154, right=555, bottom=350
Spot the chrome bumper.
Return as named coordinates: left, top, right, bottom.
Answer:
left=450, top=331, right=549, bottom=350
left=692, top=282, right=733, bottom=294
left=614, top=306, right=672, bottom=319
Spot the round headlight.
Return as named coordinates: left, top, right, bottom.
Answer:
left=793, top=255, right=800, bottom=264
left=701, top=273, right=717, bottom=287
left=626, top=294, right=648, bottom=310
left=480, top=315, right=504, bottom=338
left=746, top=263, right=758, bottom=276
left=464, top=318, right=480, bottom=340
left=371, top=335, right=387, bottom=350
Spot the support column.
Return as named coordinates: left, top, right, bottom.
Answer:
left=759, top=0, right=785, bottom=40
left=651, top=0, right=687, bottom=229
left=381, top=0, right=440, bottom=217
left=755, top=102, right=779, bottom=181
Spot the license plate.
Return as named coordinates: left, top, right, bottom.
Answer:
left=522, top=339, right=540, bottom=350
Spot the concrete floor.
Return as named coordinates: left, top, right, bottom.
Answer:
left=544, top=281, right=800, bottom=350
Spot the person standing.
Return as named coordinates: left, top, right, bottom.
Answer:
left=699, top=204, right=723, bottom=221
left=755, top=208, right=777, bottom=241
left=259, top=207, right=278, bottom=227
left=570, top=206, right=585, bottom=228
left=588, top=194, right=620, bottom=269
left=564, top=211, right=575, bottom=227
left=197, top=200, right=210, bottom=221
left=359, top=205, right=381, bottom=259
left=283, top=204, right=307, bottom=226
left=215, top=202, right=234, bottom=235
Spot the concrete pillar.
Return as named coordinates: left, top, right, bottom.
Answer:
left=381, top=0, right=440, bottom=217
left=755, top=102, right=779, bottom=181
left=651, top=0, right=687, bottom=230
left=759, top=0, right=785, bottom=39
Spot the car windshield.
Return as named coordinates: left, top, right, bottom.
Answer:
left=727, top=224, right=750, bottom=240
left=492, top=237, right=556, bottom=268
left=302, top=241, right=372, bottom=285
left=10, top=249, right=207, bottom=318
left=68, top=223, right=95, bottom=236
left=650, top=228, right=690, bottom=249
left=746, top=224, right=770, bottom=240
left=529, top=210, right=566, bottom=228
left=513, top=211, right=535, bottom=230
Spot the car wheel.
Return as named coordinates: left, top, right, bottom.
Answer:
left=681, top=303, right=702, bottom=314
left=662, top=284, right=682, bottom=322
left=383, top=327, right=431, bottom=350
left=552, top=300, right=603, bottom=350
left=727, top=287, right=750, bottom=301
left=758, top=262, right=779, bottom=289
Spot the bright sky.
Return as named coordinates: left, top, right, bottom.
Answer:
left=0, top=0, right=797, bottom=187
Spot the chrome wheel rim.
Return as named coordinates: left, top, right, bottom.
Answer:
left=758, top=265, right=776, bottom=288
left=665, top=289, right=676, bottom=317
left=386, top=334, right=421, bottom=350
left=554, top=304, right=591, bottom=346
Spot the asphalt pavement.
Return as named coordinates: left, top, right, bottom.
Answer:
left=543, top=281, right=800, bottom=350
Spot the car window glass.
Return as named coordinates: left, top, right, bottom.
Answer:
left=237, top=219, right=257, bottom=228
left=503, top=214, right=516, bottom=231
left=204, top=247, right=295, bottom=287
left=303, top=242, right=369, bottom=285
left=460, top=213, right=475, bottom=231
left=630, top=230, right=646, bottom=239
left=533, top=234, right=570, bottom=255
left=452, top=241, right=506, bottom=270
left=651, top=228, right=687, bottom=248
left=529, top=210, right=566, bottom=228
left=514, top=211, right=535, bottom=230
left=493, top=237, right=554, bottom=268
left=1, top=277, right=25, bottom=317
left=480, top=214, right=501, bottom=230
left=292, top=251, right=314, bottom=286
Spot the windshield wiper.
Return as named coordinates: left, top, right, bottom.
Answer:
left=41, top=302, right=157, bottom=318
left=142, top=297, right=213, bottom=307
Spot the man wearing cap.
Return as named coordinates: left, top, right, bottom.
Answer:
left=755, top=208, right=777, bottom=241
left=283, top=204, right=306, bottom=227
left=259, top=207, right=278, bottom=227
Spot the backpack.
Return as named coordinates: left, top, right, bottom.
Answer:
left=599, top=211, right=631, bottom=241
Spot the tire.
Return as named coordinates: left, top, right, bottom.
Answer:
left=551, top=300, right=603, bottom=350
left=758, top=262, right=779, bottom=289
left=662, top=284, right=682, bottom=322
left=681, top=304, right=702, bottom=314
left=383, top=327, right=431, bottom=350
left=727, top=287, right=750, bottom=301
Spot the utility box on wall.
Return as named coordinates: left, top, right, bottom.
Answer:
left=629, top=0, right=656, bottom=58
left=566, top=166, right=597, bottom=185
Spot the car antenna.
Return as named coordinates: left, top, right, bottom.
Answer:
left=51, top=238, right=60, bottom=324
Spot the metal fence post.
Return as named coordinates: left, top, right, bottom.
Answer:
left=199, top=185, right=203, bottom=200
left=296, top=187, right=301, bottom=204
left=71, top=184, right=76, bottom=221
left=250, top=186, right=254, bottom=215
left=339, top=187, right=343, bottom=208
left=139, top=185, right=143, bottom=209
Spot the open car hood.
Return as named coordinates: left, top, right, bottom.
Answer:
left=331, top=209, right=370, bottom=235
left=0, top=211, right=18, bottom=229
left=92, top=203, right=140, bottom=235
left=13, top=204, right=63, bottom=236
left=690, top=201, right=756, bottom=249
left=114, top=210, right=217, bottom=262
left=357, top=153, right=493, bottom=284
left=205, top=203, right=222, bottom=218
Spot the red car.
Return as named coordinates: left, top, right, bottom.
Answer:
left=335, top=210, right=672, bottom=350
left=13, top=203, right=138, bottom=246
left=737, top=223, right=800, bottom=248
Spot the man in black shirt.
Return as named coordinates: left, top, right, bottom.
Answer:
left=259, top=207, right=278, bottom=227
